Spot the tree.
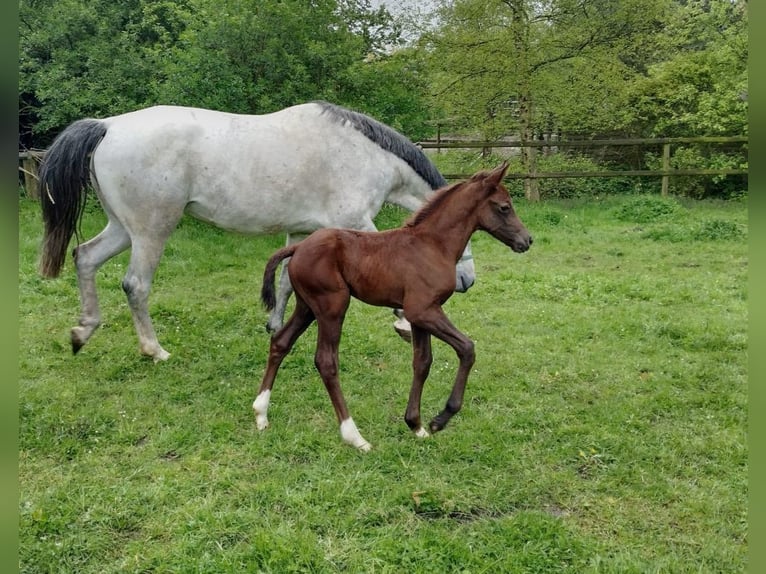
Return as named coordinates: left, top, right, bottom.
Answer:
left=422, top=0, right=672, bottom=199
left=19, top=0, right=193, bottom=147
left=628, top=0, right=747, bottom=137
left=19, top=0, right=430, bottom=149
left=627, top=0, right=748, bottom=197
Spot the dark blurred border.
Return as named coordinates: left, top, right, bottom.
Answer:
left=749, top=1, right=762, bottom=571
left=2, top=0, right=19, bottom=570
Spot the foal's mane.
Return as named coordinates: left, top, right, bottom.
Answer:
left=405, top=170, right=495, bottom=227
left=404, top=181, right=464, bottom=227
left=315, top=101, right=447, bottom=190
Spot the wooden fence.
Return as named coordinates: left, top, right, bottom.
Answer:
left=417, top=135, right=748, bottom=196
left=18, top=150, right=45, bottom=200
left=19, top=135, right=747, bottom=200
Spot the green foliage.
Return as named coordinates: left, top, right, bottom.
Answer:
left=613, top=195, right=684, bottom=223
left=642, top=217, right=747, bottom=243
left=156, top=0, right=364, bottom=112
left=18, top=194, right=747, bottom=572
left=431, top=150, right=639, bottom=198
left=533, top=153, right=636, bottom=199
left=19, top=0, right=431, bottom=147
left=643, top=145, right=748, bottom=199
left=627, top=0, right=748, bottom=138
left=424, top=0, right=670, bottom=138
left=18, top=0, right=748, bottom=201
left=339, top=49, right=433, bottom=139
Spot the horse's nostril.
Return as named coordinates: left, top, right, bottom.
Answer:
left=528, top=236, right=534, bottom=245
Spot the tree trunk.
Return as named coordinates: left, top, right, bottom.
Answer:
left=518, top=92, right=539, bottom=201
left=508, top=0, right=539, bottom=201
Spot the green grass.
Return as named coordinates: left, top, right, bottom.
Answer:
left=18, top=193, right=747, bottom=573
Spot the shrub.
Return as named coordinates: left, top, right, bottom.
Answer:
left=644, top=146, right=748, bottom=199
left=613, top=195, right=684, bottom=223
left=693, top=218, right=746, bottom=241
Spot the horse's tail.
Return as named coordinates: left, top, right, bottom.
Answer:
left=261, top=245, right=299, bottom=311
left=38, top=118, right=108, bottom=278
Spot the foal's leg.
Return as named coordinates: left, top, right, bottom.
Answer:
left=406, top=306, right=475, bottom=433
left=313, top=298, right=371, bottom=452
left=253, top=298, right=315, bottom=430
left=404, top=325, right=433, bottom=438
left=266, top=233, right=307, bottom=334
left=71, top=219, right=131, bottom=353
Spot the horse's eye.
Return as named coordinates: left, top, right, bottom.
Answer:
left=498, top=203, right=511, bottom=214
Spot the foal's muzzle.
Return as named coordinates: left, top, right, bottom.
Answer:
left=511, top=235, right=533, bottom=253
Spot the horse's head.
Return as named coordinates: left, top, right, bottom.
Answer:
left=475, top=162, right=533, bottom=253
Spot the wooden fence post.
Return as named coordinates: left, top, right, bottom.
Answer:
left=21, top=153, right=41, bottom=200
left=661, top=143, right=671, bottom=196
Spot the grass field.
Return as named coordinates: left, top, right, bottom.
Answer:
left=18, top=192, right=747, bottom=573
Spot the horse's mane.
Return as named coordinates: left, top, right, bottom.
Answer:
left=315, top=101, right=447, bottom=190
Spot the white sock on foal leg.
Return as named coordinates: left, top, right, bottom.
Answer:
left=252, top=390, right=271, bottom=430
left=340, top=418, right=372, bottom=452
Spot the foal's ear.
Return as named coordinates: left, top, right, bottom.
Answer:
left=484, top=161, right=509, bottom=188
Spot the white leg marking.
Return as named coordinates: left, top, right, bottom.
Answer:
left=253, top=390, right=271, bottom=430
left=340, top=418, right=372, bottom=452
left=414, top=427, right=431, bottom=439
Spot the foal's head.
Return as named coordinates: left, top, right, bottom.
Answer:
left=473, top=162, right=533, bottom=253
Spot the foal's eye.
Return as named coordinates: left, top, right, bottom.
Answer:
left=497, top=203, right=511, bottom=214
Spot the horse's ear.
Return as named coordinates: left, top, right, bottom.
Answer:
left=484, top=161, right=509, bottom=188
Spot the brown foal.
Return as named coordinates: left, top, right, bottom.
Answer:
left=253, top=162, right=532, bottom=450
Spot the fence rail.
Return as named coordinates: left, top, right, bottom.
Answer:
left=417, top=135, right=748, bottom=195
left=19, top=135, right=748, bottom=200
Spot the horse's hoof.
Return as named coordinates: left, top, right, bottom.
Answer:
left=265, top=321, right=281, bottom=335
left=414, top=427, right=431, bottom=439
left=393, top=320, right=412, bottom=343
left=141, top=346, right=171, bottom=362
left=70, top=325, right=91, bottom=354
left=356, top=441, right=372, bottom=453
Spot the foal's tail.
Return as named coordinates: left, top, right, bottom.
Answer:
left=261, top=245, right=299, bottom=310
left=38, top=119, right=108, bottom=278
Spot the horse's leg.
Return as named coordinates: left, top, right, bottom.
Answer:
left=405, top=305, right=475, bottom=433
left=404, top=325, right=433, bottom=438
left=121, top=229, right=178, bottom=361
left=70, top=220, right=131, bottom=353
left=253, top=298, right=315, bottom=430
left=266, top=233, right=307, bottom=334
left=313, top=296, right=371, bottom=452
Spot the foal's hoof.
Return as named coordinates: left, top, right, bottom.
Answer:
left=414, top=427, right=431, bottom=439
left=429, top=418, right=449, bottom=434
